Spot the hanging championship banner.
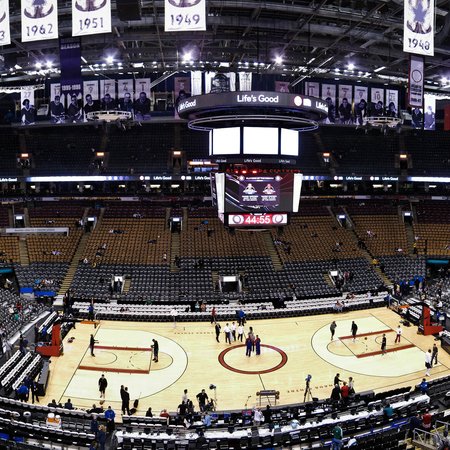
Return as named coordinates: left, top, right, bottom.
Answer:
left=83, top=80, right=99, bottom=100
left=100, top=79, right=116, bottom=98
left=21, top=0, right=58, bottom=43
left=174, top=76, right=191, bottom=118
left=305, top=81, right=320, bottom=98
left=164, top=0, right=206, bottom=32
left=321, top=84, right=336, bottom=124
left=50, top=83, right=61, bottom=101
left=424, top=94, right=436, bottom=130
left=60, top=37, right=82, bottom=105
left=408, top=55, right=424, bottom=108
left=0, top=0, right=11, bottom=45
left=386, top=89, right=399, bottom=117
left=72, top=0, right=111, bottom=37
left=404, top=0, right=434, bottom=56
left=118, top=79, right=133, bottom=99
left=238, top=72, right=252, bottom=91
left=354, top=86, right=368, bottom=103
left=275, top=81, right=290, bottom=93
left=134, top=78, right=151, bottom=99
left=21, top=87, right=34, bottom=107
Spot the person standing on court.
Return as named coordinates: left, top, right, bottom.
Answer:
left=231, top=322, right=237, bottom=341
left=394, top=325, right=402, bottom=343
left=425, top=349, right=432, bottom=376
left=224, top=323, right=232, bottom=344
left=381, top=333, right=387, bottom=355
left=237, top=323, right=244, bottom=342
left=210, top=307, right=217, bottom=324
left=334, top=373, right=343, bottom=386
left=351, top=321, right=358, bottom=342
left=196, top=389, right=209, bottom=412
left=245, top=336, right=253, bottom=357
left=90, top=334, right=98, bottom=357
left=432, top=343, right=438, bottom=366
left=330, top=321, right=337, bottom=341
left=121, top=387, right=130, bottom=415
left=255, top=335, right=261, bottom=355
left=98, top=374, right=108, bottom=399
left=152, top=339, right=159, bottom=362
left=215, top=322, right=221, bottom=343
left=248, top=326, right=256, bottom=350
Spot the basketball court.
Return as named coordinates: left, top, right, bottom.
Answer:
left=41, top=308, right=450, bottom=416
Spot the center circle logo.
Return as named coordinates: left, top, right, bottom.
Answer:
left=218, top=344, right=288, bottom=375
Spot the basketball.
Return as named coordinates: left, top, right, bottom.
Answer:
left=365, top=337, right=368, bottom=340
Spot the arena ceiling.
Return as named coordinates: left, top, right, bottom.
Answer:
left=2, top=0, right=450, bottom=87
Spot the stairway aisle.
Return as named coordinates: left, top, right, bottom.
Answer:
left=262, top=231, right=283, bottom=271
left=18, top=238, right=29, bottom=266
left=58, top=233, right=90, bottom=295
left=170, top=231, right=180, bottom=272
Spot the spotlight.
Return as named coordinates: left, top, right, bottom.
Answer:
left=45, top=60, right=53, bottom=69
left=347, top=63, right=355, bottom=71
left=106, top=55, right=114, bottom=64
left=275, top=55, right=283, bottom=65
left=35, top=62, right=42, bottom=70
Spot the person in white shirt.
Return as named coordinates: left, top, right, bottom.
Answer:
left=237, top=324, right=244, bottom=342
left=425, top=349, right=432, bottom=376
left=394, top=325, right=402, bottom=343
left=182, top=389, right=188, bottom=403
left=224, top=323, right=231, bottom=344
left=230, top=322, right=236, bottom=341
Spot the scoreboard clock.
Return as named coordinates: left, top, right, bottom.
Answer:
left=227, top=213, right=288, bottom=227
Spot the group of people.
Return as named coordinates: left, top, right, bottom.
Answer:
left=330, top=373, right=356, bottom=405
left=323, top=97, right=398, bottom=126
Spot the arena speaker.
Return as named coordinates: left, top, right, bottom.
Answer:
left=116, top=0, right=142, bottom=21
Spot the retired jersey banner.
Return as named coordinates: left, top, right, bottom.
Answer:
left=100, top=79, right=116, bottom=98
left=174, top=76, right=191, bottom=118
left=118, top=79, right=133, bottom=99
left=83, top=80, right=99, bottom=100
left=21, top=87, right=34, bottom=107
left=386, top=89, right=399, bottom=117
left=134, top=78, right=151, bottom=100
left=408, top=54, right=424, bottom=107
left=305, top=82, right=320, bottom=98
left=404, top=0, right=434, bottom=56
left=60, top=37, right=82, bottom=102
left=72, top=0, right=111, bottom=37
left=354, top=86, right=368, bottom=103
left=50, top=83, right=61, bottom=101
left=165, top=0, right=206, bottom=32
left=321, top=84, right=336, bottom=124
left=275, top=81, right=290, bottom=93
left=21, top=0, right=58, bottom=43
left=0, top=0, right=11, bottom=45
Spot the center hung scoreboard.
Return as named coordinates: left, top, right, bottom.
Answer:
left=211, top=171, right=303, bottom=228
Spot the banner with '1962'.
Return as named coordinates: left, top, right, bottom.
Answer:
left=21, top=0, right=58, bottom=42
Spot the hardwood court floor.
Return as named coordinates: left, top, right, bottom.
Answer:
left=41, top=307, right=450, bottom=418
